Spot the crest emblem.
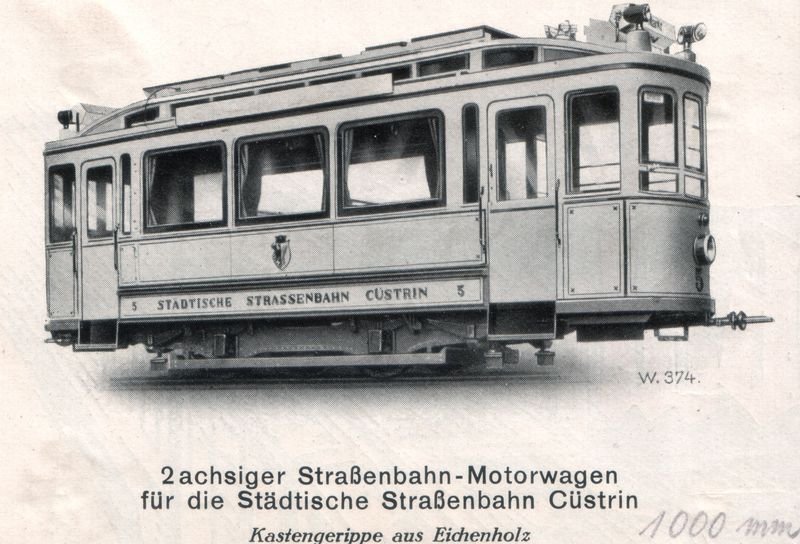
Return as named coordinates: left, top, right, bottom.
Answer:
left=271, top=235, right=291, bottom=270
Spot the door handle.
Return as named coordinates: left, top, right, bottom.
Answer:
left=478, top=186, right=485, bottom=255
left=113, top=227, right=119, bottom=271
left=554, top=178, right=561, bottom=247
left=71, top=230, right=78, bottom=276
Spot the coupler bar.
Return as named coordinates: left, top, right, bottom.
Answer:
left=706, top=311, right=773, bottom=331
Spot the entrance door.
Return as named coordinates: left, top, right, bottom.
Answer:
left=46, top=164, right=79, bottom=320
left=78, top=159, right=119, bottom=348
left=486, top=96, right=557, bottom=338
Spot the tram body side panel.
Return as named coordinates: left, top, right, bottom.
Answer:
left=627, top=201, right=710, bottom=296
left=46, top=247, right=77, bottom=318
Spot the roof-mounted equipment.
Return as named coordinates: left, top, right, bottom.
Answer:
left=544, top=21, right=578, bottom=41
left=57, top=109, right=78, bottom=131
left=676, top=22, right=707, bottom=62
left=585, top=4, right=676, bottom=52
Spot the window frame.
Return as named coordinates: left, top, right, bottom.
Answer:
left=683, top=92, right=706, bottom=174
left=142, top=141, right=228, bottom=234
left=462, top=103, right=480, bottom=204
left=234, top=126, right=330, bottom=226
left=638, top=86, right=678, bottom=167
left=637, top=86, right=680, bottom=196
left=481, top=47, right=537, bottom=70
left=84, top=163, right=115, bottom=240
left=120, top=154, right=132, bottom=235
left=495, top=105, right=550, bottom=202
left=47, top=163, right=77, bottom=244
left=417, top=54, right=469, bottom=77
left=566, top=87, right=622, bottom=195
left=336, top=109, right=447, bottom=217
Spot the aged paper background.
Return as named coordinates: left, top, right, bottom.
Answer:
left=1, top=0, right=797, bottom=542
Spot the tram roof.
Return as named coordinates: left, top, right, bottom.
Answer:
left=47, top=24, right=710, bottom=149
left=141, top=26, right=521, bottom=97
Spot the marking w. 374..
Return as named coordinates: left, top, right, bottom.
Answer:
left=638, top=371, right=699, bottom=385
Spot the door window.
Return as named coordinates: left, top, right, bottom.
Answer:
left=496, top=106, right=547, bottom=200
left=86, top=165, right=114, bottom=239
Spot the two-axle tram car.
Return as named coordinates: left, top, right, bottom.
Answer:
left=44, top=5, right=770, bottom=372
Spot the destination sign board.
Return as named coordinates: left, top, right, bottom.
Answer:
left=120, top=278, right=483, bottom=319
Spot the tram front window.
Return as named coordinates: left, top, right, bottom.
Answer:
left=340, top=114, right=443, bottom=212
left=639, top=90, right=678, bottom=193
left=684, top=95, right=707, bottom=198
left=145, top=144, right=225, bottom=230
left=569, top=90, right=620, bottom=193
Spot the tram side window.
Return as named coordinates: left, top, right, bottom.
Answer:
left=86, top=165, right=113, bottom=239
left=145, top=144, right=225, bottom=230
left=569, top=90, right=620, bottom=193
left=463, top=104, right=480, bottom=204
left=339, top=113, right=443, bottom=213
left=48, top=165, right=76, bottom=243
left=497, top=107, right=547, bottom=200
left=239, top=131, right=327, bottom=220
left=121, top=154, right=131, bottom=234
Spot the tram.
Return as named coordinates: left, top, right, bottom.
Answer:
left=44, top=4, right=770, bottom=372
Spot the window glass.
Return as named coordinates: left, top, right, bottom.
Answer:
left=684, top=96, right=704, bottom=171
left=340, top=114, right=443, bottom=211
left=87, top=165, right=114, bottom=238
left=239, top=131, right=326, bottom=219
left=462, top=104, right=480, bottom=204
left=48, top=165, right=76, bottom=243
left=483, top=48, right=536, bottom=69
left=640, top=171, right=678, bottom=193
left=497, top=107, right=547, bottom=200
left=362, top=66, right=412, bottom=82
left=569, top=91, right=620, bottom=193
left=543, top=49, right=588, bottom=61
left=418, top=55, right=468, bottom=77
left=125, top=107, right=159, bottom=128
left=146, top=145, right=225, bottom=229
left=685, top=175, right=705, bottom=198
left=121, top=154, right=131, bottom=234
left=641, top=91, right=676, bottom=164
